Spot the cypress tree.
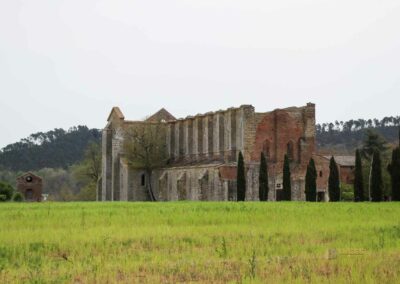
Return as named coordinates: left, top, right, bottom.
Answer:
left=282, top=154, right=291, bottom=201
left=237, top=151, right=246, bottom=202
left=328, top=157, right=340, bottom=202
left=305, top=158, right=317, bottom=202
left=259, top=152, right=269, bottom=201
left=354, top=149, right=365, bottom=202
left=371, top=150, right=383, bottom=202
left=388, top=148, right=400, bottom=201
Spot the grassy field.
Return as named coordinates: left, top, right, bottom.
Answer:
left=0, top=202, right=399, bottom=283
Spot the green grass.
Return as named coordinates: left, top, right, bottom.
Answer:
left=0, top=202, right=399, bottom=283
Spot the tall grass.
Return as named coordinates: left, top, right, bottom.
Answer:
left=0, top=202, right=399, bottom=283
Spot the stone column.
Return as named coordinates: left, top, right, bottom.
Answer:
left=218, top=113, right=225, bottom=159
left=207, top=115, right=213, bottom=158
left=224, top=111, right=232, bottom=160
left=174, top=122, right=180, bottom=159
left=183, top=120, right=190, bottom=159
left=187, top=118, right=194, bottom=160
left=236, top=108, right=244, bottom=153
left=102, top=128, right=112, bottom=201
left=166, top=123, right=172, bottom=158
left=119, top=160, right=129, bottom=201
left=193, top=118, right=199, bottom=161
left=111, top=132, right=123, bottom=201
left=178, top=120, right=184, bottom=158
left=196, top=117, right=203, bottom=160
left=230, top=109, right=237, bottom=161
left=202, top=116, right=209, bottom=156
left=213, top=113, right=220, bottom=158
left=170, top=122, right=176, bottom=161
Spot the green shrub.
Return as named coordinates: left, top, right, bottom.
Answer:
left=12, top=192, right=24, bottom=202
left=341, top=184, right=354, bottom=202
left=0, top=182, right=14, bottom=202
left=0, top=194, right=7, bottom=202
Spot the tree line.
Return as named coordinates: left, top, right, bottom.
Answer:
left=317, top=116, right=400, bottom=133
left=0, top=126, right=101, bottom=171
left=316, top=117, right=400, bottom=151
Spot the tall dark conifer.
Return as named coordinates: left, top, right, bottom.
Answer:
left=305, top=158, right=317, bottom=202
left=282, top=154, right=291, bottom=201
left=371, top=150, right=383, bottom=202
left=388, top=147, right=400, bottom=201
left=328, top=157, right=340, bottom=202
left=237, top=151, right=246, bottom=202
left=399, top=127, right=400, bottom=148
left=259, top=152, right=269, bottom=201
left=354, top=149, right=365, bottom=202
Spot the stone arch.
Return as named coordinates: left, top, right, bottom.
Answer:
left=198, top=170, right=209, bottom=201
left=158, top=172, right=168, bottom=201
left=177, top=172, right=187, bottom=201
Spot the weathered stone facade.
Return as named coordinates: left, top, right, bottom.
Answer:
left=100, top=103, right=318, bottom=202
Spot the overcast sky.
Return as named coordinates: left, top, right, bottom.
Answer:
left=1, top=0, right=400, bottom=148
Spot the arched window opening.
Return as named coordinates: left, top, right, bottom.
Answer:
left=141, top=174, right=146, bottom=186
left=262, top=140, right=271, bottom=159
left=319, top=171, right=323, bottom=178
left=287, top=141, right=294, bottom=160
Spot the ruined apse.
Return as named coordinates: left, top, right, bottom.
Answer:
left=98, top=103, right=316, bottom=202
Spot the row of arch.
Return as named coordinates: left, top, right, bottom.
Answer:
left=158, top=170, right=210, bottom=201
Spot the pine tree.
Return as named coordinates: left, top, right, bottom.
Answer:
left=361, top=130, right=389, bottom=200
left=354, top=149, right=365, bottom=202
left=282, top=154, right=291, bottom=201
left=398, top=127, right=400, bottom=148
left=361, top=130, right=389, bottom=158
left=305, top=158, right=317, bottom=202
left=371, top=150, right=383, bottom=202
left=328, top=157, right=340, bottom=202
left=237, top=151, right=246, bottom=202
left=259, top=152, right=269, bottom=201
left=388, top=147, right=400, bottom=201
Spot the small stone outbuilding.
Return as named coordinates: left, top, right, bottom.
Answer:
left=313, top=155, right=356, bottom=201
left=16, top=172, right=43, bottom=202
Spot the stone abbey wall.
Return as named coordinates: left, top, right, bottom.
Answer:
left=100, top=103, right=317, bottom=202
left=166, top=105, right=253, bottom=165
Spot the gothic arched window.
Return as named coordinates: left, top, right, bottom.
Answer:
left=141, top=174, right=146, bottom=187
left=287, top=141, right=294, bottom=160
left=262, top=140, right=271, bottom=159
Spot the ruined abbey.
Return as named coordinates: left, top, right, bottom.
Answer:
left=99, top=103, right=329, bottom=202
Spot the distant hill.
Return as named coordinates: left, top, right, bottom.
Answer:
left=0, top=116, right=398, bottom=172
left=0, top=126, right=101, bottom=171
left=317, top=116, right=400, bottom=154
